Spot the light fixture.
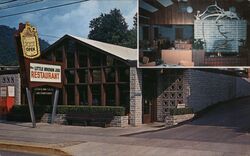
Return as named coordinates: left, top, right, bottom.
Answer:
left=187, top=6, right=193, bottom=13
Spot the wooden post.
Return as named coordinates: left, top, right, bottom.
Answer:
left=115, top=68, right=120, bottom=106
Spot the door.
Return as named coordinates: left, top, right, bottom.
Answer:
left=142, top=70, right=157, bottom=123
left=143, top=98, right=156, bottom=123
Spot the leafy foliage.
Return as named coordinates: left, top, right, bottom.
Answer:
left=0, top=25, right=50, bottom=65
left=7, top=105, right=125, bottom=122
left=88, top=9, right=137, bottom=48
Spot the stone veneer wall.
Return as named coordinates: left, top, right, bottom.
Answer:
left=129, top=67, right=142, bottom=126
left=110, top=116, right=128, bottom=127
left=165, top=114, right=195, bottom=126
left=0, top=74, right=21, bottom=105
left=184, top=69, right=250, bottom=112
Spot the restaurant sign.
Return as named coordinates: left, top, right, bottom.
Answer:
left=20, top=22, right=40, bottom=59
left=30, top=63, right=61, bottom=83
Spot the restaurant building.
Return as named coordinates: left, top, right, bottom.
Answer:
left=4, top=34, right=250, bottom=126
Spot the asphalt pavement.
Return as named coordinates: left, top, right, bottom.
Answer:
left=0, top=150, right=45, bottom=156
left=0, top=97, right=250, bottom=156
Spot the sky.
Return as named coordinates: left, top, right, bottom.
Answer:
left=0, top=0, right=137, bottom=43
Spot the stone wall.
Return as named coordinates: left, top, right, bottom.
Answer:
left=129, top=67, right=142, bottom=126
left=185, top=69, right=250, bottom=112
left=165, top=114, right=195, bottom=126
left=0, top=73, right=21, bottom=105
left=110, top=116, right=128, bottom=127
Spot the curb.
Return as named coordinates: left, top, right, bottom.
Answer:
left=0, top=141, right=71, bottom=156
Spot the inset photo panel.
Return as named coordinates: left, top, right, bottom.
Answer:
left=138, top=0, right=250, bottom=68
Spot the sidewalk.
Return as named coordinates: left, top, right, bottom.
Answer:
left=0, top=122, right=250, bottom=156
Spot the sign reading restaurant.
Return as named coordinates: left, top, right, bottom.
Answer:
left=30, top=63, right=61, bottom=83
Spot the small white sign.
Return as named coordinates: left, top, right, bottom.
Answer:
left=8, top=86, right=15, bottom=97
left=177, top=103, right=186, bottom=109
left=0, top=87, right=7, bottom=97
left=30, top=63, right=61, bottom=83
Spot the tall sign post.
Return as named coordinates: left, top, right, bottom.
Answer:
left=15, top=22, right=63, bottom=128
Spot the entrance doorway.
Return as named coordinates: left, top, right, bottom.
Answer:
left=142, top=70, right=157, bottom=123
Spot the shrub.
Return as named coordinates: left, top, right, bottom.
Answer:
left=57, top=106, right=125, bottom=116
left=169, top=108, right=193, bottom=115
left=7, top=105, right=125, bottom=122
left=7, top=105, right=52, bottom=122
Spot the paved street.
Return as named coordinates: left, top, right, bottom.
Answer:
left=0, top=150, right=45, bottom=156
left=0, top=97, right=250, bottom=156
left=133, top=97, right=250, bottom=144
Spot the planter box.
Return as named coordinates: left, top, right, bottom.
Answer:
left=41, top=113, right=128, bottom=127
left=110, top=116, right=129, bottom=127
left=165, top=114, right=194, bottom=126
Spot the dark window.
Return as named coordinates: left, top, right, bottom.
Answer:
left=120, top=84, right=130, bottom=113
left=92, top=85, right=101, bottom=106
left=66, top=85, right=75, bottom=105
left=78, top=69, right=88, bottom=83
left=90, top=51, right=101, bottom=66
left=143, top=26, right=149, bottom=40
left=78, top=47, right=88, bottom=67
left=119, top=67, right=129, bottom=82
left=105, top=68, right=115, bottom=82
left=65, top=70, right=75, bottom=83
left=176, top=28, right=184, bottom=40
left=78, top=85, right=88, bottom=105
left=106, top=85, right=115, bottom=106
left=91, top=69, right=101, bottom=83
left=55, top=47, right=63, bottom=62
left=66, top=41, right=75, bottom=68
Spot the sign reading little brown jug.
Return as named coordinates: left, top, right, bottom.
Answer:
left=15, top=22, right=63, bottom=127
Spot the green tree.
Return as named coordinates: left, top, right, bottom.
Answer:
left=123, top=13, right=137, bottom=49
left=88, top=9, right=136, bottom=48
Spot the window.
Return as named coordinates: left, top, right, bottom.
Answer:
left=119, top=67, right=129, bottom=82
left=78, top=69, right=88, bottom=83
left=143, top=26, right=149, bottom=40
left=90, top=51, right=101, bottom=66
left=65, top=70, right=75, bottom=83
left=78, top=47, right=88, bottom=67
left=78, top=85, right=88, bottom=105
left=92, top=85, right=101, bottom=106
left=106, top=85, right=115, bottom=106
left=66, top=41, right=75, bottom=68
left=106, top=56, right=114, bottom=66
left=91, top=69, right=101, bottom=83
left=105, top=68, right=115, bottom=82
left=120, top=84, right=130, bottom=113
left=66, top=85, right=75, bottom=105
left=55, top=47, right=63, bottom=62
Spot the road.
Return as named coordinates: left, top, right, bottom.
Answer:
left=132, top=97, right=250, bottom=145
left=0, top=150, right=44, bottom=156
left=0, top=97, right=250, bottom=156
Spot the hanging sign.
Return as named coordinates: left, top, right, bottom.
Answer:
left=20, top=22, right=41, bottom=59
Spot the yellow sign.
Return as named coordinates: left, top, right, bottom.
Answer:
left=20, top=22, right=41, bottom=59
